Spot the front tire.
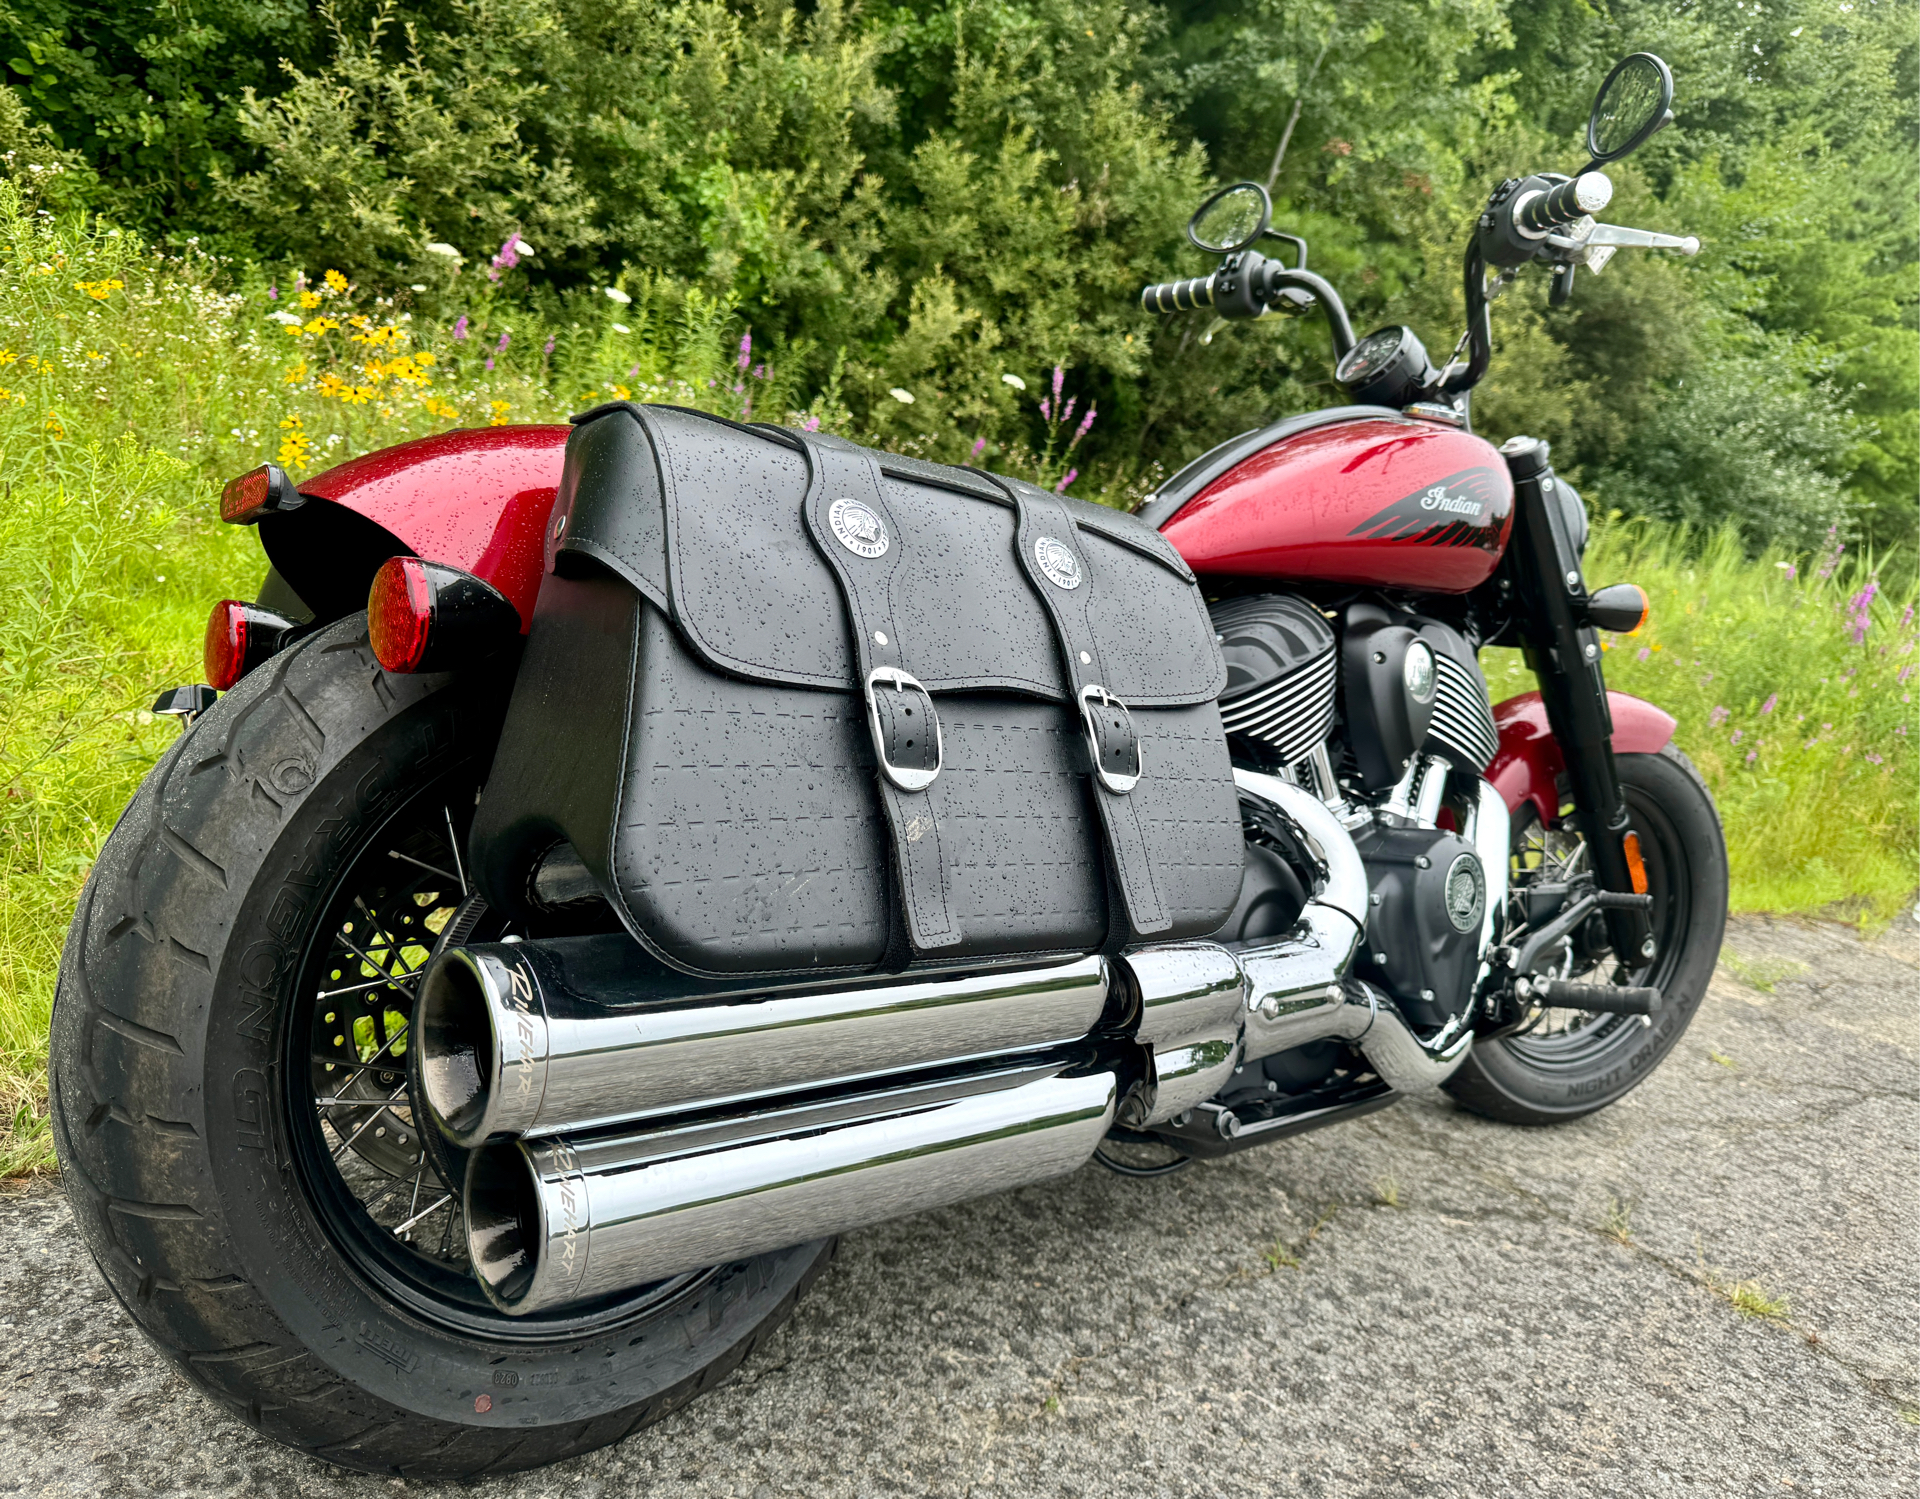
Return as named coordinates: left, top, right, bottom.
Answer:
left=1444, top=744, right=1729, bottom=1125
left=49, top=616, right=832, bottom=1477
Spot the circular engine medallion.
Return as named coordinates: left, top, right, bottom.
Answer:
left=829, top=497, right=889, bottom=558
left=1444, top=851, right=1486, bottom=932
left=1034, top=535, right=1082, bottom=590
left=1404, top=639, right=1437, bottom=704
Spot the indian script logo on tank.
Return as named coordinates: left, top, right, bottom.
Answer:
left=829, top=496, right=890, bottom=558
left=1347, top=466, right=1509, bottom=551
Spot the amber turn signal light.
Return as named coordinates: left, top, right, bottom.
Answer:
left=219, top=463, right=305, bottom=525
left=1586, top=582, right=1650, bottom=634
left=367, top=556, right=521, bottom=674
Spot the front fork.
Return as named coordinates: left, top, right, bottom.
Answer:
left=1500, top=437, right=1656, bottom=969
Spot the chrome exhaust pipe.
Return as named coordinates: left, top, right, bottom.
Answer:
left=417, top=939, right=1109, bottom=1147
left=1117, top=771, right=1474, bottom=1124
left=465, top=1060, right=1118, bottom=1314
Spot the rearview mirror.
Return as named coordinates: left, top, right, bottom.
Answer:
left=1187, top=182, right=1271, bottom=254
left=1587, top=53, right=1674, bottom=164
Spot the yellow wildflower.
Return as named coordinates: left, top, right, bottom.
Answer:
left=0, top=350, right=15, bottom=365
left=283, top=358, right=308, bottom=387
left=412, top=349, right=435, bottom=367
left=300, top=290, right=322, bottom=310
left=277, top=413, right=311, bottom=471
left=611, top=384, right=632, bottom=400
left=324, top=269, right=348, bottom=293
left=43, top=411, right=64, bottom=438
left=73, top=278, right=125, bottom=300
left=303, top=317, right=341, bottom=336
left=488, top=400, right=512, bottom=426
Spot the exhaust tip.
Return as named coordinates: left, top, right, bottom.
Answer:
left=464, top=1142, right=541, bottom=1313
left=419, top=948, right=535, bottom=1146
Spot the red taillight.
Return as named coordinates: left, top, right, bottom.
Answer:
left=202, top=600, right=297, bottom=689
left=204, top=600, right=250, bottom=689
left=368, top=557, right=435, bottom=673
left=365, top=556, right=521, bottom=674
left=220, top=463, right=303, bottom=524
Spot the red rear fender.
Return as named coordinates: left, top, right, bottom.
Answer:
left=1487, top=690, right=1678, bottom=829
left=258, top=424, right=571, bottom=629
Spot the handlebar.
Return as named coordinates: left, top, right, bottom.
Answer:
left=1515, top=172, right=1612, bottom=236
left=1139, top=256, right=1355, bottom=357
left=1140, top=275, right=1216, bottom=314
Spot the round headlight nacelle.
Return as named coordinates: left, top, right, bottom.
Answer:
left=1403, top=640, right=1437, bottom=705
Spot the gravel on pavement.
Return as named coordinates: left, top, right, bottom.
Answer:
left=1, top=913, right=1914, bottom=1498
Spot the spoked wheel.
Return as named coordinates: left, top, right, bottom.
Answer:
left=1444, top=744, right=1729, bottom=1124
left=50, top=616, right=834, bottom=1477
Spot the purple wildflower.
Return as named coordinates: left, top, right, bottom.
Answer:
left=1074, top=402, right=1097, bottom=443
left=1782, top=563, right=1797, bottom=580
left=628, top=365, right=639, bottom=376
left=1637, top=646, right=1651, bottom=662
left=485, top=356, right=494, bottom=371
left=543, top=335, right=556, bottom=356
left=1899, top=665, right=1915, bottom=685
left=1039, top=397, right=1052, bottom=422
left=1848, top=578, right=1879, bottom=643
left=453, top=316, right=469, bottom=341
left=971, top=437, right=986, bottom=458
left=754, top=364, right=765, bottom=380
left=1052, top=365, right=1065, bottom=401
left=1746, top=750, right=1758, bottom=763
left=1816, top=525, right=1845, bottom=581
left=267, top=283, right=278, bottom=301
left=496, top=331, right=511, bottom=353
left=1760, top=693, right=1778, bottom=715
left=1709, top=705, right=1730, bottom=727
left=1867, top=753, right=1884, bottom=765
left=1062, top=396, right=1077, bottom=425
left=1730, top=728, right=1743, bottom=744
left=491, top=234, right=522, bottom=271
left=1902, top=603, right=1914, bottom=629
left=802, top=415, right=821, bottom=433
left=738, top=333, right=752, bottom=371
left=1054, top=467, right=1077, bottom=493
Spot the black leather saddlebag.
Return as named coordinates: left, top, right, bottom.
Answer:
left=470, top=403, right=1242, bottom=979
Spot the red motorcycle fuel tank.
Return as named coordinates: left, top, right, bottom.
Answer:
left=1159, top=415, right=1514, bottom=593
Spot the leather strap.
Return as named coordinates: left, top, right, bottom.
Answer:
left=797, top=435, right=961, bottom=955
left=986, top=474, right=1173, bottom=941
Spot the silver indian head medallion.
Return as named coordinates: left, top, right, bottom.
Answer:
left=1034, top=535, right=1082, bottom=590
left=828, top=497, right=889, bottom=559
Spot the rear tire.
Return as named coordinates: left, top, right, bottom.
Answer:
left=49, top=616, right=832, bottom=1477
left=1444, top=744, right=1728, bottom=1125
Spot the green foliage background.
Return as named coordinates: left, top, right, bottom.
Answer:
left=0, top=2, right=1913, bottom=1172
left=0, top=0, right=1912, bottom=548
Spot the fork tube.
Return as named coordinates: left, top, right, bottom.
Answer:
left=1501, top=437, right=1655, bottom=969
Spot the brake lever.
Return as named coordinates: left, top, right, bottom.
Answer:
left=1545, top=220, right=1700, bottom=277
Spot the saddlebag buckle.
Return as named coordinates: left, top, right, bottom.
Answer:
left=1079, top=684, right=1143, bottom=794
left=865, top=667, right=943, bottom=792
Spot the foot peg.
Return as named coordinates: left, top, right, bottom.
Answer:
left=1532, top=980, right=1661, bottom=1015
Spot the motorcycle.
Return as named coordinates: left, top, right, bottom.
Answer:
left=51, top=54, right=1724, bottom=1476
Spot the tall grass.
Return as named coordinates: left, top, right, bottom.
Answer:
left=1485, top=520, right=1918, bottom=922
left=0, top=184, right=1913, bottom=1176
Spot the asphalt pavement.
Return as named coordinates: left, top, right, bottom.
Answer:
left=1, top=913, right=1914, bottom=1497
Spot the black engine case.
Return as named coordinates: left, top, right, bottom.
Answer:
left=1354, top=821, right=1487, bottom=1027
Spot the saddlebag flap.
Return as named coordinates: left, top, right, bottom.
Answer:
left=471, top=402, right=1242, bottom=978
